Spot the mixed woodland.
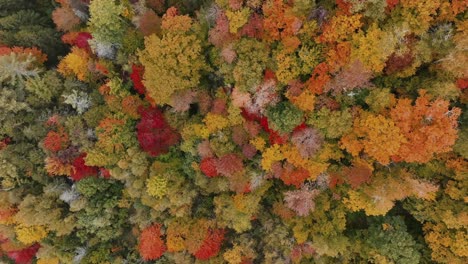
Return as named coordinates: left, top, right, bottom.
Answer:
left=0, top=0, right=467, bottom=263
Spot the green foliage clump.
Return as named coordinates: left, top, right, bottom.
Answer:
left=75, top=177, right=128, bottom=243
left=307, top=107, right=353, bottom=139
left=25, top=71, right=63, bottom=104
left=0, top=52, right=42, bottom=85
left=221, top=38, right=270, bottom=92
left=266, top=101, right=304, bottom=134
left=88, top=0, right=127, bottom=45
left=352, top=216, right=422, bottom=264
left=0, top=0, right=65, bottom=62
left=365, top=88, right=395, bottom=113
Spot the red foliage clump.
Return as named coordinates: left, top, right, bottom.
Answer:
left=242, top=143, right=257, bottom=159
left=71, top=154, right=99, bottom=181
left=138, top=224, right=166, bottom=261
left=386, top=0, right=399, bottom=11
left=0, top=137, right=11, bottom=151
left=385, top=52, right=414, bottom=75
left=130, top=64, right=146, bottom=95
left=200, top=157, right=219, bottom=177
left=136, top=106, right=181, bottom=157
left=240, top=109, right=288, bottom=145
left=6, top=243, right=40, bottom=264
left=75, top=32, right=92, bottom=50
left=456, top=78, right=468, bottom=90
left=193, top=229, right=225, bottom=260
left=215, top=154, right=244, bottom=177
left=240, top=13, right=264, bottom=39
left=99, top=168, right=111, bottom=179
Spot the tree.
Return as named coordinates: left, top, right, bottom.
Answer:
left=352, top=216, right=422, bottom=264
left=0, top=0, right=65, bottom=63
left=340, top=111, right=405, bottom=165
left=138, top=8, right=206, bottom=106
left=390, top=90, right=461, bottom=163
left=138, top=224, right=166, bottom=261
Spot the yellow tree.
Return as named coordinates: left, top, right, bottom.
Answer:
left=138, top=7, right=206, bottom=106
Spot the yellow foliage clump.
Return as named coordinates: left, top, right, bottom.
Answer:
left=15, top=224, right=48, bottom=245
left=275, top=51, right=301, bottom=84
left=181, top=124, right=210, bottom=140
left=138, top=9, right=205, bottom=106
left=261, top=144, right=284, bottom=171
left=318, top=14, right=363, bottom=43
left=424, top=222, right=468, bottom=263
left=250, top=137, right=266, bottom=151
left=146, top=175, right=168, bottom=199
left=57, top=47, right=89, bottom=81
left=281, top=144, right=328, bottom=180
left=37, top=258, right=59, bottom=264
left=45, top=157, right=72, bottom=176
left=204, top=113, right=230, bottom=133
left=288, top=89, right=315, bottom=112
left=400, top=0, right=442, bottom=35
left=223, top=245, right=243, bottom=264
left=226, top=8, right=251, bottom=33
left=166, top=219, right=190, bottom=252
left=350, top=24, right=397, bottom=73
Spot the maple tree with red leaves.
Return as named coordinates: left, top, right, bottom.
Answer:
left=200, top=157, right=219, bottom=177
left=193, top=228, right=225, bottom=260
left=130, top=64, right=146, bottom=95
left=6, top=243, right=40, bottom=264
left=70, top=154, right=99, bottom=181
left=136, top=106, right=181, bottom=157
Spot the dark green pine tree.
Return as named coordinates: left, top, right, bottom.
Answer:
left=0, top=0, right=66, bottom=64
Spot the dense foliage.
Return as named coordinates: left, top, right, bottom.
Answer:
left=0, top=0, right=467, bottom=263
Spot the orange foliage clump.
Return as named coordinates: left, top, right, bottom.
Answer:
left=325, top=42, right=351, bottom=73
left=0, top=46, right=47, bottom=64
left=121, top=95, right=143, bottom=119
left=262, top=0, right=302, bottom=43
left=343, top=159, right=373, bottom=189
left=138, top=224, right=166, bottom=261
left=317, top=14, right=362, bottom=43
left=340, top=111, right=406, bottom=165
left=52, top=7, right=81, bottom=32
left=43, top=128, right=69, bottom=152
left=193, top=228, right=225, bottom=260
left=306, top=62, right=331, bottom=95
left=280, top=165, right=310, bottom=188
left=390, top=90, right=461, bottom=163
left=45, top=157, right=73, bottom=176
left=0, top=208, right=17, bottom=225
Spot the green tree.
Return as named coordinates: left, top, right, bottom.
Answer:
left=0, top=0, right=65, bottom=63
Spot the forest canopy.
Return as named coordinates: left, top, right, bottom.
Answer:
left=0, top=0, right=467, bottom=263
